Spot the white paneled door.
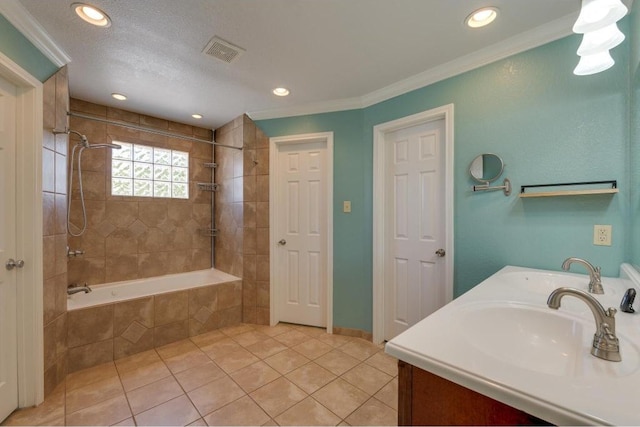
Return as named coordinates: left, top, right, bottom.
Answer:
left=275, top=140, right=328, bottom=328
left=0, top=75, right=18, bottom=422
left=383, top=119, right=447, bottom=341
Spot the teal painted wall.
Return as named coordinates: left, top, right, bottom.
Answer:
left=0, top=14, right=58, bottom=81
left=257, top=24, right=632, bottom=333
left=631, top=2, right=640, bottom=267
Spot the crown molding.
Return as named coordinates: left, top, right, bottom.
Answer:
left=0, top=0, right=71, bottom=67
left=249, top=12, right=577, bottom=121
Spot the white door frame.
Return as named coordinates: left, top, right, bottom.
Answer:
left=269, top=132, right=334, bottom=333
left=0, top=51, right=44, bottom=406
left=372, top=104, right=454, bottom=344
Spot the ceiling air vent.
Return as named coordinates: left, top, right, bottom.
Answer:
left=203, top=36, right=245, bottom=64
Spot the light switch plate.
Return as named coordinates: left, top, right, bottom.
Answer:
left=343, top=201, right=351, bottom=213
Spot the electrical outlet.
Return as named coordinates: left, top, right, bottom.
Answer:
left=593, top=224, right=612, bottom=246
left=343, top=201, right=351, bottom=213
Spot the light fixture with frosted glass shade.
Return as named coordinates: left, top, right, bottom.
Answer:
left=576, top=23, right=625, bottom=55
left=573, top=0, right=627, bottom=33
left=573, top=50, right=615, bottom=75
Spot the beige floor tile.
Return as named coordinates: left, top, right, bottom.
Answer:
left=214, top=347, right=260, bottom=373
left=285, top=362, right=336, bottom=395
left=232, top=330, right=270, bottom=347
left=294, top=325, right=327, bottom=337
left=249, top=377, right=308, bottom=418
left=344, top=397, right=398, bottom=426
left=115, top=350, right=161, bottom=374
left=186, top=418, right=207, bottom=426
left=254, top=323, right=293, bottom=337
left=134, top=395, right=200, bottom=426
left=374, top=377, right=398, bottom=411
left=316, top=333, right=353, bottom=348
left=274, top=397, right=341, bottom=426
left=190, top=330, right=226, bottom=349
left=200, top=337, right=243, bottom=359
left=261, top=418, right=279, bottom=426
left=156, top=339, right=200, bottom=360
left=204, top=395, right=270, bottom=426
left=312, top=378, right=369, bottom=419
left=119, top=360, right=172, bottom=392
left=292, top=338, right=333, bottom=359
left=163, top=350, right=211, bottom=374
left=245, top=338, right=288, bottom=359
left=112, top=416, right=136, bottom=426
left=229, top=361, right=281, bottom=393
left=174, top=360, right=226, bottom=392
left=342, top=363, right=393, bottom=395
left=66, top=362, right=119, bottom=392
left=187, top=376, right=245, bottom=416
left=126, top=376, right=184, bottom=414
left=220, top=323, right=255, bottom=336
left=3, top=383, right=65, bottom=426
left=365, top=351, right=398, bottom=377
left=273, top=330, right=311, bottom=347
left=66, top=375, right=124, bottom=414
left=315, top=349, right=360, bottom=376
left=265, top=348, right=310, bottom=375
left=65, top=394, right=131, bottom=426
left=339, top=339, right=380, bottom=361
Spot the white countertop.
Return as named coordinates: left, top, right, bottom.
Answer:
left=385, top=264, right=640, bottom=426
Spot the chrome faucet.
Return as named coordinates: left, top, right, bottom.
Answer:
left=561, top=257, right=604, bottom=294
left=67, top=283, right=92, bottom=295
left=547, top=287, right=621, bottom=362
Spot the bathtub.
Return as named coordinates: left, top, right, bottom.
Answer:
left=67, top=268, right=240, bottom=310
left=65, top=268, right=243, bottom=371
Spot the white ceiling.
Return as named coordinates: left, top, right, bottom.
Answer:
left=16, top=0, right=583, bottom=129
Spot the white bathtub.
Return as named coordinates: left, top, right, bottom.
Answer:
left=67, top=268, right=240, bottom=311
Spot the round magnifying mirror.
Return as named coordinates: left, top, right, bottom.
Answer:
left=469, top=153, right=504, bottom=184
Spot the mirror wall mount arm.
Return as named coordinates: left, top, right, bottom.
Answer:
left=473, top=178, right=512, bottom=196
left=64, top=111, right=244, bottom=151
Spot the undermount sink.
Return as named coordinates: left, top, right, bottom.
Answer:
left=458, top=302, right=640, bottom=378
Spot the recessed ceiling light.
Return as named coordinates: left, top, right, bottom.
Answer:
left=111, top=93, right=127, bottom=101
left=72, top=3, right=111, bottom=28
left=466, top=7, right=498, bottom=28
left=273, top=87, right=290, bottom=97
left=192, top=114, right=203, bottom=119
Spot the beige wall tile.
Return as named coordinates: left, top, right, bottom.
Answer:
left=54, top=234, right=67, bottom=276
left=68, top=256, right=106, bottom=286
left=54, top=194, right=67, bottom=235
left=68, top=304, right=114, bottom=348
left=105, top=254, right=138, bottom=283
left=105, top=201, right=138, bottom=228
left=55, top=152, right=66, bottom=194
left=114, top=297, right=154, bottom=335
left=138, top=252, right=169, bottom=278
left=154, top=320, right=189, bottom=348
left=155, top=291, right=188, bottom=326
left=44, top=277, right=57, bottom=325
left=114, top=329, right=155, bottom=360
left=43, top=77, right=56, bottom=131
left=67, top=339, right=114, bottom=373
left=43, top=148, right=55, bottom=193
left=107, top=107, right=139, bottom=124
left=43, top=192, right=56, bottom=236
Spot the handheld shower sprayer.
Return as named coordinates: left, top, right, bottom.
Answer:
left=52, top=128, right=122, bottom=236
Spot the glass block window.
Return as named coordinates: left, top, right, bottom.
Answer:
left=111, top=142, right=189, bottom=199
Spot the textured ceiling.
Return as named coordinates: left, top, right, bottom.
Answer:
left=17, top=0, right=583, bottom=129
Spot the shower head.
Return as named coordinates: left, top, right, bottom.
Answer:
left=88, top=142, right=122, bottom=150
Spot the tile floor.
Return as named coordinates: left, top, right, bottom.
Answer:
left=3, top=323, right=398, bottom=426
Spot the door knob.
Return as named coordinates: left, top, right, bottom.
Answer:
left=278, top=239, right=287, bottom=246
left=435, top=249, right=446, bottom=257
left=6, top=258, right=25, bottom=270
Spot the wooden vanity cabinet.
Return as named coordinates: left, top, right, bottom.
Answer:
left=398, top=361, right=553, bottom=426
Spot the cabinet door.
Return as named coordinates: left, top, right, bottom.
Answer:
left=398, top=362, right=552, bottom=426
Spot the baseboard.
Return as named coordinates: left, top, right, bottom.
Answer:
left=333, top=326, right=373, bottom=342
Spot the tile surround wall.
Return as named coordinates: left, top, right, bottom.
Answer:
left=66, top=280, right=242, bottom=373
left=42, top=66, right=69, bottom=397
left=214, top=115, right=270, bottom=325
left=67, top=99, right=214, bottom=285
